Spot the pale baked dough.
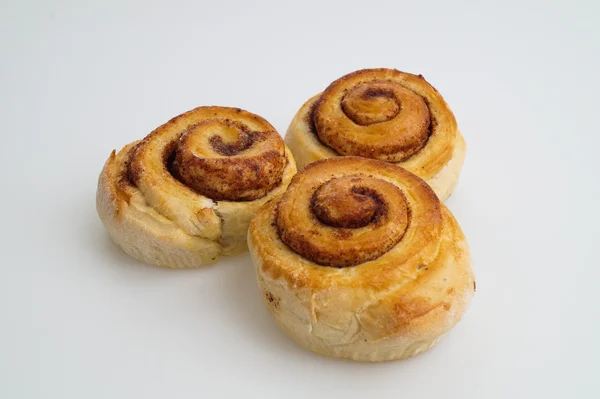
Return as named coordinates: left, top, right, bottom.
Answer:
left=285, top=69, right=466, bottom=201
left=248, top=157, right=474, bottom=361
left=97, top=106, right=297, bottom=268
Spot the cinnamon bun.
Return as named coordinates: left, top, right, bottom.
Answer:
left=248, top=157, right=474, bottom=361
left=285, top=68, right=465, bottom=201
left=97, top=106, right=296, bottom=268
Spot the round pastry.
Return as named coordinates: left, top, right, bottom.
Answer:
left=97, top=106, right=297, bottom=268
left=248, top=157, right=474, bottom=361
left=285, top=68, right=465, bottom=201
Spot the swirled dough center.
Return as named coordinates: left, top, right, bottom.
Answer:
left=172, top=119, right=286, bottom=201
left=341, top=83, right=400, bottom=126
left=312, top=176, right=384, bottom=228
left=313, top=71, right=434, bottom=162
left=277, top=172, right=409, bottom=267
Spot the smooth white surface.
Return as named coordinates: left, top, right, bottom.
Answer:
left=1, top=0, right=599, bottom=397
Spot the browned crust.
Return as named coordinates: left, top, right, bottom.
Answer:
left=109, top=143, right=142, bottom=216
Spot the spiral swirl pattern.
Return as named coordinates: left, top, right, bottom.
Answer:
left=97, top=106, right=296, bottom=268
left=277, top=173, right=409, bottom=267
left=171, top=118, right=286, bottom=201
left=272, top=157, right=441, bottom=269
left=315, top=75, right=431, bottom=162
left=285, top=68, right=466, bottom=201
left=248, top=157, right=474, bottom=361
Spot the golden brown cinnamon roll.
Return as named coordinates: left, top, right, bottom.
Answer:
left=285, top=68, right=465, bottom=201
left=97, top=106, right=296, bottom=268
left=248, top=157, right=474, bottom=361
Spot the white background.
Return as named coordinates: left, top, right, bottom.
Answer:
left=1, top=0, right=599, bottom=398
